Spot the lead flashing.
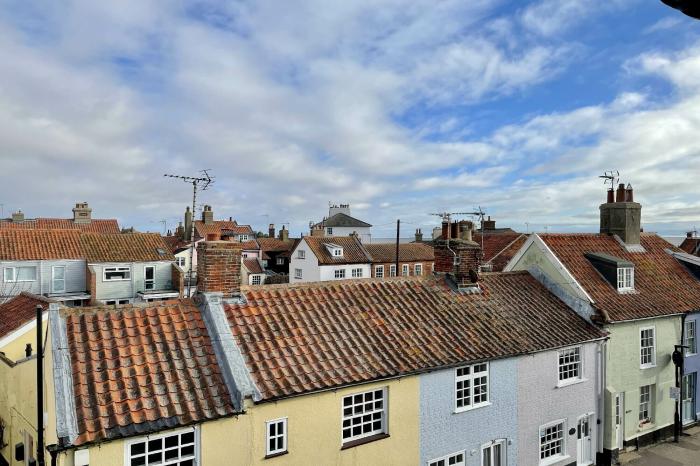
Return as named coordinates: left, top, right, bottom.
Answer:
left=50, top=303, right=79, bottom=445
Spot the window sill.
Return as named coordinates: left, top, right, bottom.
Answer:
left=556, top=378, right=587, bottom=389
left=540, top=455, right=570, bottom=466
left=340, top=433, right=390, bottom=450
left=637, top=422, right=655, bottom=432
left=454, top=402, right=491, bottom=414
left=264, top=450, right=288, bottom=460
left=640, top=364, right=656, bottom=370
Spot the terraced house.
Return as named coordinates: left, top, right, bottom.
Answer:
left=0, top=235, right=607, bottom=466
left=506, top=184, right=700, bottom=463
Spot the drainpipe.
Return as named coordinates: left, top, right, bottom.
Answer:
left=36, top=305, right=45, bottom=466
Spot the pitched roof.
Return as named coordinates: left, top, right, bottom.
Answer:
left=81, top=233, right=175, bottom=263
left=223, top=273, right=605, bottom=400
left=364, top=243, right=434, bottom=263
left=257, top=238, right=295, bottom=253
left=317, top=212, right=371, bottom=228
left=0, top=229, right=83, bottom=261
left=194, top=220, right=252, bottom=239
left=243, top=258, right=263, bottom=274
left=239, top=239, right=260, bottom=251
left=540, top=233, right=700, bottom=322
left=161, top=235, right=190, bottom=255
left=0, top=292, right=53, bottom=340
left=0, top=218, right=120, bottom=234
left=478, top=233, right=529, bottom=272
left=65, top=300, right=237, bottom=446
left=302, top=236, right=371, bottom=264
left=680, top=237, right=700, bottom=256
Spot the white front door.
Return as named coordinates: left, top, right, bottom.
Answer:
left=577, top=415, right=592, bottom=465
left=615, top=393, right=625, bottom=449
left=481, top=439, right=506, bottom=466
left=682, top=373, right=696, bottom=425
left=52, top=265, right=66, bottom=293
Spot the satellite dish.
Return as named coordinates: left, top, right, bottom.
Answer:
left=661, top=0, right=700, bottom=19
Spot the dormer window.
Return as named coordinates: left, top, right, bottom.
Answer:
left=324, top=243, right=344, bottom=257
left=617, top=267, right=634, bottom=291
left=333, top=248, right=343, bottom=256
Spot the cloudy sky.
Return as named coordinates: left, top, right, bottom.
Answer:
left=1, top=1, right=699, bottom=238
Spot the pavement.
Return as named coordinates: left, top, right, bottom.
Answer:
left=619, top=426, right=700, bottom=466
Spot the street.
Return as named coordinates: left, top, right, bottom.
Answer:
left=620, top=426, right=700, bottom=465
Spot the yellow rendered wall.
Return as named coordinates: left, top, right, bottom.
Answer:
left=0, top=356, right=39, bottom=466
left=55, top=377, right=420, bottom=466
left=0, top=319, right=48, bottom=362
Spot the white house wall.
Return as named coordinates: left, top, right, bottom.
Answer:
left=319, top=264, right=371, bottom=281
left=326, top=226, right=371, bottom=243
left=289, top=240, right=320, bottom=283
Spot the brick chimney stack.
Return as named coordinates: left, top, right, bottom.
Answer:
left=600, top=182, right=642, bottom=245
left=202, top=205, right=214, bottom=225
left=434, top=220, right=482, bottom=287
left=11, top=210, right=24, bottom=223
left=184, top=207, right=193, bottom=241
left=415, top=228, right=423, bottom=243
left=269, top=223, right=275, bottom=238
left=481, top=216, right=496, bottom=231
left=72, top=202, right=92, bottom=224
left=279, top=226, right=289, bottom=241
left=197, top=241, right=242, bottom=297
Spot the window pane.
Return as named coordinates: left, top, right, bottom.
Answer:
left=17, top=267, right=37, bottom=280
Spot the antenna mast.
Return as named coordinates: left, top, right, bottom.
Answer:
left=164, top=170, right=215, bottom=297
left=599, top=170, right=619, bottom=189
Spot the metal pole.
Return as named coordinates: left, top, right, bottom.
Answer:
left=187, top=181, right=197, bottom=298
left=395, top=220, right=400, bottom=276
left=36, top=305, right=45, bottom=466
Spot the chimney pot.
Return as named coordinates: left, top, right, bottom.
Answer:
left=269, top=223, right=275, bottom=238
left=606, top=188, right=614, bottom=203
left=615, top=183, right=626, bottom=203
left=625, top=183, right=634, bottom=202
left=441, top=221, right=449, bottom=240
left=450, top=221, right=458, bottom=240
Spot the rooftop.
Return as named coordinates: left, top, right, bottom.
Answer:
left=0, top=218, right=120, bottom=234
left=316, top=212, right=371, bottom=229
left=364, top=243, right=434, bottom=263
left=301, top=235, right=371, bottom=264
left=0, top=292, right=53, bottom=340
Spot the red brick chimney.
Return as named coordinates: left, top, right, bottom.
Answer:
left=197, top=241, right=242, bottom=297
left=434, top=221, right=482, bottom=287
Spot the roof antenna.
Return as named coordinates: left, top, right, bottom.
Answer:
left=164, top=169, right=215, bottom=297
left=599, top=170, right=619, bottom=189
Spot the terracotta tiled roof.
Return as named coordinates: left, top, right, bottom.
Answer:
left=0, top=229, right=83, bottom=261
left=224, top=272, right=605, bottom=400
left=540, top=233, right=700, bottom=322
left=65, top=300, right=237, bottom=445
left=0, top=292, right=53, bottom=339
left=81, top=233, right=175, bottom=263
left=239, top=239, right=260, bottom=251
left=194, top=221, right=252, bottom=239
left=479, top=233, right=528, bottom=272
left=0, top=218, right=120, bottom=234
left=243, top=258, right=263, bottom=274
left=680, top=237, right=700, bottom=256
left=161, top=235, right=190, bottom=254
left=257, top=238, right=295, bottom=253
left=302, top=236, right=371, bottom=265
left=364, top=243, right=434, bottom=263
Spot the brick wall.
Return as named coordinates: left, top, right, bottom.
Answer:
left=433, top=239, right=481, bottom=283
left=172, top=263, right=185, bottom=298
left=370, top=261, right=434, bottom=277
left=196, top=241, right=242, bottom=297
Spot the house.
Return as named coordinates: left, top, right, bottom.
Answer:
left=312, top=204, right=372, bottom=242
left=290, top=235, right=372, bottom=282
left=257, top=225, right=296, bottom=274
left=364, top=243, right=434, bottom=278
left=0, top=292, right=53, bottom=361
left=505, top=183, right=700, bottom=462
left=242, top=258, right=266, bottom=285
left=0, top=202, right=120, bottom=234
left=679, top=231, right=700, bottom=256
left=0, top=236, right=607, bottom=466
left=0, top=228, right=183, bottom=308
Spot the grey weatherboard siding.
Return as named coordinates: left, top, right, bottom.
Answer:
left=0, top=259, right=86, bottom=297
left=420, top=358, right=518, bottom=466
left=91, top=261, right=175, bottom=301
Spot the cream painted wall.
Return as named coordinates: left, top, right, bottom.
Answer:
left=0, top=318, right=48, bottom=361
left=53, top=377, right=419, bottom=466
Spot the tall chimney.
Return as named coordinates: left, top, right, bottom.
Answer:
left=481, top=216, right=496, bottom=231
left=72, top=202, right=92, bottom=224
left=202, top=205, right=214, bottom=225
left=434, top=223, right=482, bottom=285
left=269, top=223, right=275, bottom=238
left=184, top=207, right=193, bottom=241
left=600, top=181, right=642, bottom=245
left=11, top=210, right=25, bottom=223
left=279, top=226, right=289, bottom=241
left=450, top=221, right=459, bottom=240
left=441, top=221, right=449, bottom=240
left=197, top=241, right=241, bottom=297
left=415, top=228, right=423, bottom=243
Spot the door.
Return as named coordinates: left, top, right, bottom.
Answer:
left=481, top=439, right=505, bottom=466
left=144, top=266, right=155, bottom=291
left=577, top=415, right=592, bottom=465
left=682, top=373, right=696, bottom=425
left=615, top=393, right=625, bottom=449
left=52, top=265, right=66, bottom=293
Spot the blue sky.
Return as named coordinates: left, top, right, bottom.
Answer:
left=1, top=0, right=699, bottom=238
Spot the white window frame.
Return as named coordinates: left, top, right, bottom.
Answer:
left=402, top=264, right=409, bottom=276
left=327, top=227, right=333, bottom=235
left=124, top=426, right=198, bottom=466
left=639, top=384, right=653, bottom=425
left=481, top=439, right=506, bottom=466
left=454, top=362, right=489, bottom=412
left=389, top=265, right=397, bottom=277
left=144, top=265, right=156, bottom=291
left=640, top=326, right=656, bottom=369
left=3, top=266, right=37, bottom=282
left=276, top=257, right=285, bottom=265
left=265, top=417, right=288, bottom=457
left=239, top=234, right=249, bottom=242
left=538, top=419, right=566, bottom=465
left=103, top=266, right=131, bottom=282
left=333, top=248, right=343, bottom=257
left=52, top=265, right=66, bottom=293
left=294, top=268, right=302, bottom=279
left=351, top=268, right=363, bottom=278
left=176, top=257, right=186, bottom=267
left=297, top=250, right=306, bottom=259
left=375, top=265, right=384, bottom=278
left=685, top=319, right=697, bottom=356
left=341, top=387, right=387, bottom=444
left=415, top=263, right=423, bottom=276
left=428, top=450, right=466, bottom=466
left=251, top=275, right=262, bottom=285
left=617, top=267, right=634, bottom=291
left=557, top=346, right=582, bottom=385
left=335, top=269, right=346, bottom=279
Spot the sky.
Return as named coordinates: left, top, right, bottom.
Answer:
left=1, top=0, right=699, bottom=238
